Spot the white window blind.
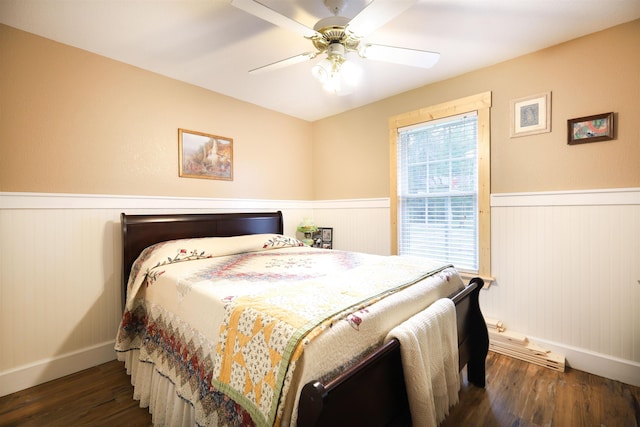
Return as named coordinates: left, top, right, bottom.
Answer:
left=397, top=112, right=479, bottom=271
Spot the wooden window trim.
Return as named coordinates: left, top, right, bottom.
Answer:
left=389, top=91, right=493, bottom=280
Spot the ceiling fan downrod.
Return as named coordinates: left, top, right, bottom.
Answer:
left=323, top=0, right=348, bottom=16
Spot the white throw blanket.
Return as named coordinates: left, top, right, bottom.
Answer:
left=386, top=298, right=460, bottom=427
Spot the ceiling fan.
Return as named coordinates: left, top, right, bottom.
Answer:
left=231, top=0, right=440, bottom=94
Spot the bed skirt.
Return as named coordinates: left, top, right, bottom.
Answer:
left=118, top=350, right=195, bottom=427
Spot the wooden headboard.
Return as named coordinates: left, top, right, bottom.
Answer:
left=120, top=211, right=284, bottom=298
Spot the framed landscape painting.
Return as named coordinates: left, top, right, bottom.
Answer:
left=179, top=129, right=233, bottom=180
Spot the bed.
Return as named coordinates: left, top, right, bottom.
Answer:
left=115, top=211, right=489, bottom=426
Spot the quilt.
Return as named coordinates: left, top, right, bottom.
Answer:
left=115, top=234, right=464, bottom=426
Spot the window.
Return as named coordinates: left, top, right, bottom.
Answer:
left=397, top=113, right=478, bottom=271
left=389, top=92, right=492, bottom=279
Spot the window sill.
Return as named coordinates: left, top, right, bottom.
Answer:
left=459, top=271, right=495, bottom=289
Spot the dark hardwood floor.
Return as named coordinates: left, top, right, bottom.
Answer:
left=1, top=351, right=638, bottom=426
left=443, top=352, right=640, bottom=427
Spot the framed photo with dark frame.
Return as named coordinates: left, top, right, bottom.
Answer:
left=178, top=128, right=233, bottom=180
left=510, top=92, right=552, bottom=138
left=567, top=112, right=614, bottom=145
left=313, top=227, right=333, bottom=249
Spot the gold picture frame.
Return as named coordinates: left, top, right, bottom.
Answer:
left=510, top=92, right=551, bottom=138
left=178, top=128, right=233, bottom=180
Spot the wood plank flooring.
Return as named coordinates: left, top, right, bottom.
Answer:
left=442, top=352, right=640, bottom=427
left=0, top=361, right=152, bottom=427
left=1, top=351, right=638, bottom=426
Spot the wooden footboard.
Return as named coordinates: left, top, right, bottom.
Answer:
left=297, top=277, right=488, bottom=426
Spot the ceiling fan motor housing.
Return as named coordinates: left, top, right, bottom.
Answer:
left=312, top=16, right=360, bottom=53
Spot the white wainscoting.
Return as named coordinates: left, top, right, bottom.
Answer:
left=0, top=192, right=390, bottom=396
left=486, top=188, right=640, bottom=386
left=2, top=189, right=638, bottom=396
left=312, top=198, right=391, bottom=255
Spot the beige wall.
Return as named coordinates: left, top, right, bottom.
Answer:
left=0, top=25, right=313, bottom=200
left=2, top=21, right=639, bottom=201
left=313, top=19, right=640, bottom=199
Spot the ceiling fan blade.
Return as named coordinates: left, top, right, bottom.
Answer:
left=231, top=0, right=319, bottom=38
left=249, top=52, right=317, bottom=74
left=346, top=0, right=418, bottom=37
left=360, top=44, right=440, bottom=68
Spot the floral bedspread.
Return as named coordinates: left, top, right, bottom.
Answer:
left=115, top=234, right=463, bottom=426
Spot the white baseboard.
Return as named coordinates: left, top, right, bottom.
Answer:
left=528, top=335, right=640, bottom=387
left=0, top=341, right=116, bottom=397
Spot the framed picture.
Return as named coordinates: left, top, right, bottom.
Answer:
left=313, top=227, right=333, bottom=249
left=178, top=128, right=233, bottom=180
left=567, top=112, right=614, bottom=145
left=510, top=92, right=552, bottom=137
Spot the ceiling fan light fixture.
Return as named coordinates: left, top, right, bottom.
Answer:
left=340, top=59, right=362, bottom=86
left=316, top=57, right=361, bottom=94
left=312, top=56, right=342, bottom=92
left=311, top=58, right=333, bottom=83
left=311, top=42, right=361, bottom=94
left=322, top=73, right=342, bottom=93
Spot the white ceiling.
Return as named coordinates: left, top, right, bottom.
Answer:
left=2, top=0, right=639, bottom=121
